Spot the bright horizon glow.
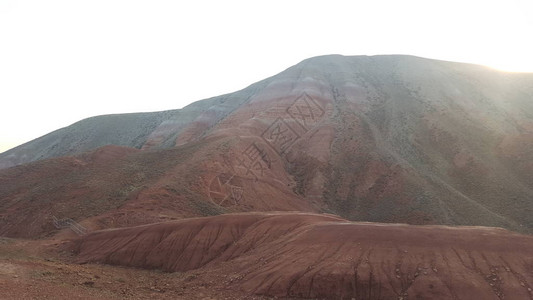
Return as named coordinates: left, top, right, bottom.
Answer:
left=1, top=0, right=533, bottom=153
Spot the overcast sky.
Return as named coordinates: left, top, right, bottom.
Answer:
left=1, top=0, right=532, bottom=153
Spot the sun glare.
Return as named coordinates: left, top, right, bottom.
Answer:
left=488, top=59, right=533, bottom=73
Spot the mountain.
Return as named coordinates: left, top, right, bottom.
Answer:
left=1, top=54, right=533, bottom=238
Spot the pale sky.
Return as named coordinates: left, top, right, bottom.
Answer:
left=1, top=0, right=532, bottom=153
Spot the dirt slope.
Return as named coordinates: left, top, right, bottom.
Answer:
left=71, top=212, right=533, bottom=299
left=0, top=140, right=312, bottom=238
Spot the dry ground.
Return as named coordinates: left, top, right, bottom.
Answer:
left=0, top=237, right=269, bottom=299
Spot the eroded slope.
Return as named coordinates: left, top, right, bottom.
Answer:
left=72, top=213, right=533, bottom=299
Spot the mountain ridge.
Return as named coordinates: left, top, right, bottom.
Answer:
left=2, top=54, right=531, bottom=166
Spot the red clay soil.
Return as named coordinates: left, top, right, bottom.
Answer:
left=72, top=212, right=533, bottom=299
left=0, top=237, right=272, bottom=299
left=0, top=137, right=315, bottom=238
